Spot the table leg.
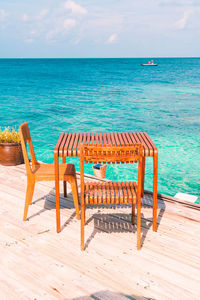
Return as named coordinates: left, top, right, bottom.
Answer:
left=153, top=151, right=158, bottom=232
left=62, top=157, right=67, bottom=197
left=141, top=157, right=145, bottom=197
left=54, top=152, right=60, bottom=233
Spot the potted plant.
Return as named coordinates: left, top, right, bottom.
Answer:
left=0, top=127, right=23, bottom=166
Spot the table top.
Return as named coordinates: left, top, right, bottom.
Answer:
left=54, top=132, right=157, bottom=157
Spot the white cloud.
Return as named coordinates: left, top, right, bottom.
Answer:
left=20, top=2, right=84, bottom=42
left=36, top=9, right=49, bottom=20
left=22, top=9, right=48, bottom=22
left=73, top=37, right=81, bottom=45
left=107, top=33, right=117, bottom=44
left=63, top=18, right=76, bottom=29
left=159, top=0, right=191, bottom=6
left=25, top=38, right=33, bottom=43
left=30, top=30, right=37, bottom=36
left=64, top=0, right=87, bottom=15
left=175, top=9, right=194, bottom=29
left=0, top=9, right=6, bottom=21
left=46, top=18, right=76, bottom=41
left=22, top=13, right=29, bottom=22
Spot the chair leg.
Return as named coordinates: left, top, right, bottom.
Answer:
left=23, top=180, right=35, bottom=221
left=131, top=203, right=135, bottom=225
left=137, top=201, right=141, bottom=250
left=141, top=157, right=145, bottom=197
left=71, top=179, right=80, bottom=220
left=81, top=204, right=85, bottom=251
left=63, top=181, right=67, bottom=197
left=62, top=157, right=67, bottom=197
left=83, top=208, right=85, bottom=225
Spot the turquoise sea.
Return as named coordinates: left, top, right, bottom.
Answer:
left=0, top=58, right=199, bottom=202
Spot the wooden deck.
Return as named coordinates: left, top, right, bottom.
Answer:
left=0, top=164, right=199, bottom=300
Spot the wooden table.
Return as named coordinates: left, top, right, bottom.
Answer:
left=54, top=132, right=158, bottom=233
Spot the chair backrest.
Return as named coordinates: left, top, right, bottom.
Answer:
left=80, top=143, right=143, bottom=164
left=80, top=143, right=143, bottom=201
left=19, top=122, right=37, bottom=175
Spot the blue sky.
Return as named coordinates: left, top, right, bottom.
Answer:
left=0, top=0, right=199, bottom=58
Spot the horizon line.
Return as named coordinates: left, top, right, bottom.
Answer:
left=0, top=56, right=200, bottom=59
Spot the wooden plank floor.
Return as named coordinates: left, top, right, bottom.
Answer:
left=0, top=164, right=199, bottom=300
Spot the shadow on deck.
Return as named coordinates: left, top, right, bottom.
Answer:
left=71, top=289, right=148, bottom=300
left=29, top=187, right=166, bottom=250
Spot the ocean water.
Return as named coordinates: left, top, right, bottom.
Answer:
left=0, top=58, right=199, bottom=202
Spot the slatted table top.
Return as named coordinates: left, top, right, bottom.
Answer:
left=55, top=132, right=158, bottom=157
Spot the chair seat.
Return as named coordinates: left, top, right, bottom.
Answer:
left=84, top=181, right=137, bottom=205
left=32, top=163, right=76, bottom=181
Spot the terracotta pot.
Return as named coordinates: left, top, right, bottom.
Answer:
left=0, top=143, right=24, bottom=166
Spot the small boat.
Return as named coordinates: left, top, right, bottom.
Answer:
left=141, top=60, right=158, bottom=66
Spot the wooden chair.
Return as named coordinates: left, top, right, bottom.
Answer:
left=80, top=143, right=143, bottom=251
left=19, top=122, right=80, bottom=225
